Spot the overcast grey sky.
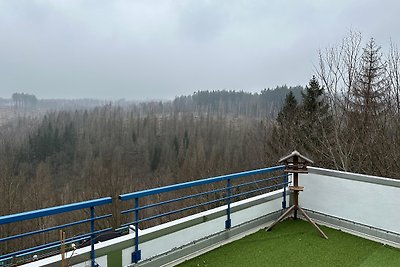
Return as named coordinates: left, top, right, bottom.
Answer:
left=0, top=0, right=399, bottom=100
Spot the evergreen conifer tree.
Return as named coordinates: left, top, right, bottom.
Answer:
left=277, top=91, right=298, bottom=126
left=268, top=91, right=300, bottom=156
left=299, top=76, right=331, bottom=163
left=351, top=38, right=387, bottom=124
left=302, top=75, right=327, bottom=116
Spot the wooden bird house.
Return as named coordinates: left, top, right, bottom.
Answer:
left=266, top=151, right=328, bottom=239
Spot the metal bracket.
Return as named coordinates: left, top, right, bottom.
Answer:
left=132, top=250, right=141, bottom=263
left=225, top=219, right=231, bottom=229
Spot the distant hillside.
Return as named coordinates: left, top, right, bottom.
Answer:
left=0, top=97, right=12, bottom=106
left=1, top=86, right=303, bottom=119
left=173, top=86, right=303, bottom=118
left=0, top=95, right=128, bottom=111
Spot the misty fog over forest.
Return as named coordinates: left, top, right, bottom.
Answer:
left=2, top=30, right=400, bottom=227
left=1, top=1, right=400, bottom=261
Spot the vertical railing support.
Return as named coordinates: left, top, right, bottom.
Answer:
left=225, top=178, right=231, bottom=229
left=90, top=206, right=96, bottom=267
left=132, top=197, right=141, bottom=263
left=282, top=173, right=288, bottom=209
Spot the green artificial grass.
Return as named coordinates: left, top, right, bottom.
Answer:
left=178, top=219, right=400, bottom=267
left=107, top=249, right=122, bottom=267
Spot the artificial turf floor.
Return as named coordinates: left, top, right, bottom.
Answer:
left=178, top=219, right=400, bottom=267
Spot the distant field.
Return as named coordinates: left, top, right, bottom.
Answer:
left=0, top=107, right=15, bottom=126
left=0, top=106, right=44, bottom=126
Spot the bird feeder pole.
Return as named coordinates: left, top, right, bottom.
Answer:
left=266, top=151, right=328, bottom=239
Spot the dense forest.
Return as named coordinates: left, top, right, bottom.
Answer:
left=173, top=86, right=303, bottom=117
left=1, top=32, right=400, bottom=257
left=0, top=85, right=303, bottom=216
left=0, top=85, right=302, bottom=257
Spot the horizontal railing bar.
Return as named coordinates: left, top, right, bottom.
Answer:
left=121, top=187, right=229, bottom=215
left=0, top=166, right=286, bottom=265
left=18, top=228, right=113, bottom=258
left=114, top=225, right=129, bottom=232
left=0, top=214, right=112, bottom=243
left=140, top=181, right=287, bottom=222
left=231, top=181, right=289, bottom=199
left=0, top=234, right=91, bottom=263
left=121, top=196, right=230, bottom=228
left=17, top=229, right=112, bottom=263
left=232, top=174, right=285, bottom=190
left=16, top=235, right=90, bottom=259
left=118, top=222, right=132, bottom=229
left=121, top=174, right=286, bottom=215
left=119, top=165, right=284, bottom=200
left=121, top=182, right=289, bottom=228
left=0, top=197, right=112, bottom=225
left=1, top=166, right=285, bottom=264
left=0, top=228, right=112, bottom=261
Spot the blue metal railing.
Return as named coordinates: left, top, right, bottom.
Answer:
left=0, top=197, right=112, bottom=267
left=0, top=165, right=290, bottom=266
left=119, top=165, right=288, bottom=264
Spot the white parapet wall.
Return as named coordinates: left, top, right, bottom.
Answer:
left=17, top=167, right=400, bottom=266
left=123, top=189, right=285, bottom=266
left=25, top=189, right=286, bottom=267
left=299, top=167, right=400, bottom=245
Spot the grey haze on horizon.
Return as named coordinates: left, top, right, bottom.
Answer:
left=0, top=0, right=399, bottom=101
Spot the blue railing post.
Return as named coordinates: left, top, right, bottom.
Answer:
left=225, top=178, right=231, bottom=229
left=90, top=206, right=96, bottom=267
left=0, top=197, right=112, bottom=265
left=132, top=197, right=141, bottom=263
left=282, top=173, right=288, bottom=209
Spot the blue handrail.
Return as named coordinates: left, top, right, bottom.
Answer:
left=121, top=175, right=286, bottom=216
left=0, top=214, right=112, bottom=243
left=120, top=165, right=285, bottom=200
left=0, top=197, right=111, bottom=225
left=0, top=197, right=112, bottom=267
left=0, top=165, right=289, bottom=266
left=119, top=165, right=288, bottom=264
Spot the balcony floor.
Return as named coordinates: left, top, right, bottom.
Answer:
left=177, top=219, right=400, bottom=267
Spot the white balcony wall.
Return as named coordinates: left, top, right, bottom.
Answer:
left=121, top=190, right=284, bottom=266
left=300, top=167, right=400, bottom=234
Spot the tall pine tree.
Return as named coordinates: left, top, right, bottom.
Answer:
left=299, top=76, right=331, bottom=164
left=302, top=76, right=327, bottom=116
left=268, top=91, right=300, bottom=157
left=351, top=38, right=387, bottom=125
left=277, top=91, right=298, bottom=126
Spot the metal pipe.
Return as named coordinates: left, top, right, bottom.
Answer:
left=90, top=207, right=95, bottom=267
left=119, top=166, right=285, bottom=200
left=282, top=173, right=288, bottom=209
left=132, top=197, right=141, bottom=263
left=225, top=178, right=231, bottom=229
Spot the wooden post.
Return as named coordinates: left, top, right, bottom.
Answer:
left=265, top=151, right=328, bottom=239
left=293, top=154, right=298, bottom=219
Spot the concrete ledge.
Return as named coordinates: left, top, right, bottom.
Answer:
left=137, top=189, right=288, bottom=244
left=308, top=167, right=400, bottom=188
left=302, top=208, right=400, bottom=248
left=133, top=210, right=282, bottom=267
left=120, top=189, right=287, bottom=265
left=27, top=189, right=287, bottom=267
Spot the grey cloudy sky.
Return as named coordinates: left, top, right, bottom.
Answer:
left=0, top=0, right=399, bottom=100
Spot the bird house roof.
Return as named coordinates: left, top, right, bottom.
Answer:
left=278, top=150, right=314, bottom=164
